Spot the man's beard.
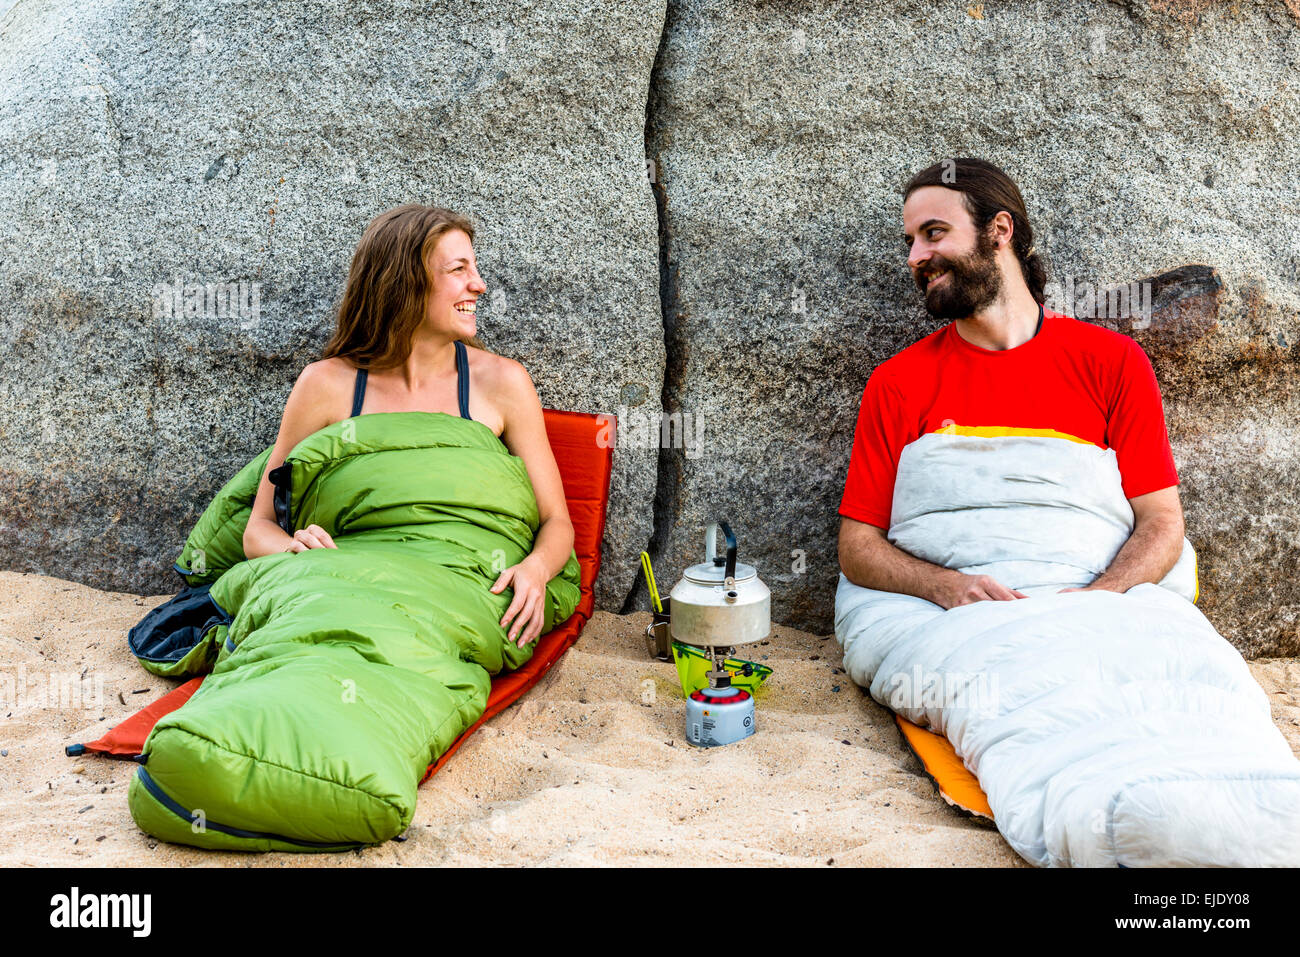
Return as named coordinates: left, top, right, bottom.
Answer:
left=916, top=229, right=1003, bottom=320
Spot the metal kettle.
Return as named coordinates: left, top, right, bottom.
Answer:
left=669, top=520, right=770, bottom=649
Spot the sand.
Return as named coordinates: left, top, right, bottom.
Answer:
left=2, top=569, right=1298, bottom=867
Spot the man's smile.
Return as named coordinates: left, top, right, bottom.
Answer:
left=920, top=267, right=948, bottom=291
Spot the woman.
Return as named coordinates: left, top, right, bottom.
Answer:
left=243, top=205, right=575, bottom=649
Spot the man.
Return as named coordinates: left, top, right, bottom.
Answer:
left=829, top=162, right=1300, bottom=870
left=837, top=157, right=1186, bottom=608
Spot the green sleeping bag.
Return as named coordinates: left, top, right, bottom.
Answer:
left=127, top=411, right=581, bottom=851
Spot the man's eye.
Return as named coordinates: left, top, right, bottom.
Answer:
left=928, top=229, right=943, bottom=240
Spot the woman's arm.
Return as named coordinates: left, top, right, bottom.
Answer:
left=243, top=363, right=340, bottom=559
left=489, top=358, right=575, bottom=647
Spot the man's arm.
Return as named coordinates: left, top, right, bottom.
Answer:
left=1078, top=335, right=1185, bottom=594
left=1062, top=486, right=1185, bottom=594
left=838, top=516, right=1028, bottom=610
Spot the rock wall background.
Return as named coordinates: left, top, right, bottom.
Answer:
left=2, top=0, right=1297, bottom=656
left=0, top=0, right=666, bottom=612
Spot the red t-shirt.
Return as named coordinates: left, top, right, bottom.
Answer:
left=839, top=308, right=1179, bottom=530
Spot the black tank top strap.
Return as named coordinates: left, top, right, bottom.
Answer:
left=351, top=367, right=367, bottom=418
left=350, top=353, right=466, bottom=421
left=454, top=340, right=472, bottom=420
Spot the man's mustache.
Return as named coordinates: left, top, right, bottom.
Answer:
left=915, top=254, right=956, bottom=293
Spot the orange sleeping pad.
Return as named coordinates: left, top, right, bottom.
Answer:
left=895, top=715, right=994, bottom=820
left=77, top=407, right=615, bottom=781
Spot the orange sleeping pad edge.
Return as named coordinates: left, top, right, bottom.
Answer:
left=895, top=714, right=994, bottom=820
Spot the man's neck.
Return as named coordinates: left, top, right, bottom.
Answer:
left=952, top=286, right=1042, bottom=351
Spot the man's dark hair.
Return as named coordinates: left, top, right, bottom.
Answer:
left=904, top=158, right=1048, bottom=304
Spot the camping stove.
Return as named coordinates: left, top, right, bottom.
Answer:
left=666, top=521, right=770, bottom=748
left=684, top=647, right=755, bottom=747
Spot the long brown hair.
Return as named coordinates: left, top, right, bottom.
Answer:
left=321, top=204, right=487, bottom=370
left=903, top=158, right=1048, bottom=304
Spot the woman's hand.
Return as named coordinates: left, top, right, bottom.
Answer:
left=285, top=524, right=337, bottom=553
left=491, top=556, right=548, bottom=647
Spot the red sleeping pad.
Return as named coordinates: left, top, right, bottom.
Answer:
left=78, top=408, right=615, bottom=781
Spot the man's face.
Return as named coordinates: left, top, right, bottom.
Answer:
left=902, top=185, right=1002, bottom=320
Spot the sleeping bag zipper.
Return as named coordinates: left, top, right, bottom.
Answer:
left=134, top=766, right=367, bottom=851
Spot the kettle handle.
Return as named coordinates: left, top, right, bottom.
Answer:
left=705, top=521, right=738, bottom=581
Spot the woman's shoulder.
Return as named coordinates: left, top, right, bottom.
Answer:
left=297, top=357, right=359, bottom=397
left=304, top=355, right=361, bottom=384
left=466, top=346, right=535, bottom=399
left=290, top=357, right=359, bottom=426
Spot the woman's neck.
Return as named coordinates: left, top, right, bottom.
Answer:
left=394, top=334, right=458, bottom=392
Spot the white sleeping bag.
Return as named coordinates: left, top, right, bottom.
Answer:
left=835, top=431, right=1300, bottom=867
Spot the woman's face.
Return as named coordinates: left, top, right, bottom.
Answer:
left=424, top=228, right=486, bottom=340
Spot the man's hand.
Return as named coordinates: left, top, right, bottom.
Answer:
left=933, top=573, right=1029, bottom=609
left=839, top=517, right=1027, bottom=610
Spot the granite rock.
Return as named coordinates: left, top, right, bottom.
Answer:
left=642, top=0, right=1300, bottom=654
left=3, top=0, right=1299, bottom=656
left=0, top=0, right=666, bottom=610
